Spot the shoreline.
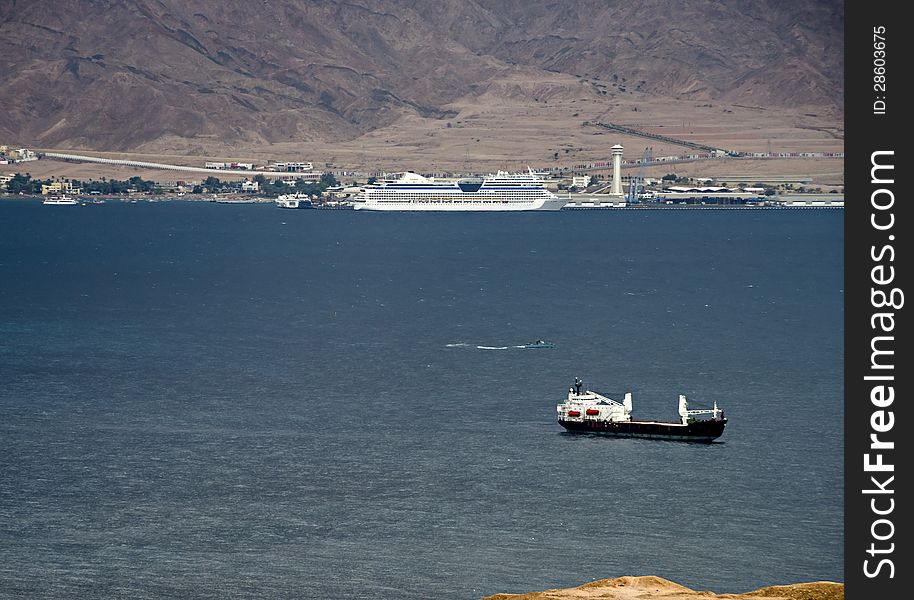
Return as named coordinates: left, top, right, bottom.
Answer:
left=1, top=194, right=844, bottom=210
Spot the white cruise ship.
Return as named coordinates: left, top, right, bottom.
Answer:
left=353, top=170, right=566, bottom=211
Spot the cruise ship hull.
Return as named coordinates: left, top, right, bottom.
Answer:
left=558, top=418, right=727, bottom=442
left=354, top=198, right=566, bottom=211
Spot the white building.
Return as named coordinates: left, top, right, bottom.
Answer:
left=571, top=175, right=590, bottom=190
left=273, top=161, right=313, bottom=172
left=664, top=185, right=732, bottom=193
left=241, top=180, right=260, bottom=192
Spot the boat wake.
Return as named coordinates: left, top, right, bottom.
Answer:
left=447, top=341, right=554, bottom=350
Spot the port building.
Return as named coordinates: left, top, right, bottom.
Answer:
left=40, top=180, right=81, bottom=195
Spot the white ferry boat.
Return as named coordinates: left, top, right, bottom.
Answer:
left=275, top=193, right=313, bottom=209
left=353, top=170, right=566, bottom=211
left=42, top=194, right=79, bottom=205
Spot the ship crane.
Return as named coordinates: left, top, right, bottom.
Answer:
left=626, top=146, right=652, bottom=203
left=678, top=395, right=723, bottom=425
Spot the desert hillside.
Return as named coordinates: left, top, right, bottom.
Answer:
left=482, top=575, right=844, bottom=600
left=0, top=0, right=843, bottom=155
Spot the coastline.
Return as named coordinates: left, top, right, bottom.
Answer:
left=1, top=193, right=843, bottom=209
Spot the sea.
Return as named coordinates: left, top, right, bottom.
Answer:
left=0, top=201, right=844, bottom=599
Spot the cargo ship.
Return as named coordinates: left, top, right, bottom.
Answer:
left=556, top=379, right=727, bottom=442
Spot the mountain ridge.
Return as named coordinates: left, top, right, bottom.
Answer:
left=0, top=0, right=843, bottom=152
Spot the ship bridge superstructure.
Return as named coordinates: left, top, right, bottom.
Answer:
left=557, top=387, right=633, bottom=423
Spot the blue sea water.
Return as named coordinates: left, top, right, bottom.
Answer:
left=0, top=201, right=843, bottom=599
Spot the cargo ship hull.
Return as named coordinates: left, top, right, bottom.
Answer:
left=558, top=417, right=727, bottom=442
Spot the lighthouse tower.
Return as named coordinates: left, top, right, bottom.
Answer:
left=610, top=144, right=624, bottom=196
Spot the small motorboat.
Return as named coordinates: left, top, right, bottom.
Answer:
left=522, top=340, right=555, bottom=349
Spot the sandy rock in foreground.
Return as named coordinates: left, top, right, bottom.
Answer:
left=482, top=575, right=843, bottom=600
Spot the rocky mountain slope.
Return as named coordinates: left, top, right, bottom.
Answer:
left=0, top=0, right=843, bottom=152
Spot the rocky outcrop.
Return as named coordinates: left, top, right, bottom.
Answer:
left=482, top=575, right=844, bottom=600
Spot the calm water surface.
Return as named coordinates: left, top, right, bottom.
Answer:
left=0, top=202, right=843, bottom=598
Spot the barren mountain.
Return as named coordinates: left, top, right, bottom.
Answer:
left=0, top=0, right=843, bottom=153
